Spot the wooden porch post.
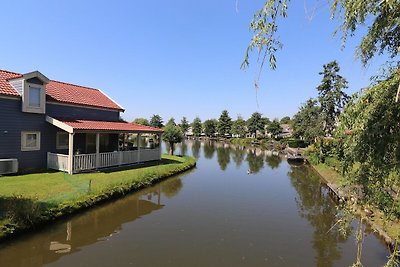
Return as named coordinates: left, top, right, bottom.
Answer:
left=68, top=133, right=74, bottom=174
left=137, top=133, right=141, bottom=162
left=159, top=133, right=162, bottom=160
left=96, top=133, right=100, bottom=168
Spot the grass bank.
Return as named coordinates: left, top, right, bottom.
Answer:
left=0, top=154, right=196, bottom=240
left=309, top=162, right=400, bottom=246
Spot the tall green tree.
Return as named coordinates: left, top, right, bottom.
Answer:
left=266, top=119, right=283, bottom=139
left=203, top=119, right=217, bottom=137
left=292, top=98, right=324, bottom=144
left=317, top=61, right=349, bottom=135
left=280, top=116, right=291, bottom=124
left=338, top=71, right=400, bottom=210
left=217, top=110, right=232, bottom=137
left=166, top=117, right=176, bottom=127
left=192, top=117, right=202, bottom=137
left=180, top=117, right=190, bottom=134
left=133, top=118, right=149, bottom=126
left=247, top=112, right=266, bottom=138
left=162, top=124, right=184, bottom=155
left=150, top=114, right=164, bottom=128
left=231, top=116, right=247, bottom=138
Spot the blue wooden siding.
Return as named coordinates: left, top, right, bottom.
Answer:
left=0, top=98, right=60, bottom=172
left=0, top=98, right=121, bottom=173
left=46, top=103, right=120, bottom=121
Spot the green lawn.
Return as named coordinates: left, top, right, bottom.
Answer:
left=0, top=154, right=196, bottom=238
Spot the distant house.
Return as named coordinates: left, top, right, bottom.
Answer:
left=279, top=124, right=293, bottom=138
left=0, top=70, right=162, bottom=174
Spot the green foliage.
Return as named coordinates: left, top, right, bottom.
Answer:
left=133, top=118, right=150, bottom=126
left=331, top=0, right=400, bottom=65
left=317, top=61, right=349, bottom=135
left=217, top=110, right=232, bottom=137
left=192, top=117, right=202, bottom=137
left=203, top=119, right=217, bottom=137
left=150, top=114, right=164, bottom=128
left=247, top=112, right=266, bottom=138
left=166, top=117, right=176, bottom=127
left=180, top=117, right=190, bottom=134
left=292, top=98, right=324, bottom=143
left=282, top=138, right=307, bottom=148
left=338, top=70, right=400, bottom=210
left=266, top=119, right=282, bottom=138
left=242, top=0, right=289, bottom=71
left=162, top=124, right=184, bottom=155
left=231, top=116, right=247, bottom=138
left=280, top=116, right=291, bottom=124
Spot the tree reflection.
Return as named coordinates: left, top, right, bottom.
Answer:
left=288, top=166, right=349, bottom=267
left=191, top=140, right=201, bottom=159
left=217, top=146, right=231, bottom=171
left=232, top=146, right=246, bottom=168
left=265, top=154, right=282, bottom=169
left=246, top=148, right=264, bottom=173
left=180, top=142, right=187, bottom=156
left=161, top=176, right=183, bottom=198
left=203, top=141, right=216, bottom=159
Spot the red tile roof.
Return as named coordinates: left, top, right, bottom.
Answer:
left=0, top=70, right=124, bottom=111
left=0, top=70, right=22, bottom=96
left=60, top=119, right=163, bottom=133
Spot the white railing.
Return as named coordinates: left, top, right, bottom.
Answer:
left=48, top=148, right=161, bottom=173
left=47, top=152, right=69, bottom=172
left=74, top=153, right=96, bottom=172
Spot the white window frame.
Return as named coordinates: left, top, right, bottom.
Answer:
left=56, top=132, right=69, bottom=149
left=22, top=82, right=46, bottom=114
left=21, top=131, right=41, bottom=151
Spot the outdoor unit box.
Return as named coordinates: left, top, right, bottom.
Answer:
left=0, top=159, right=18, bottom=175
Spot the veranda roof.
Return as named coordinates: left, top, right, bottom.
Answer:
left=46, top=116, right=163, bottom=133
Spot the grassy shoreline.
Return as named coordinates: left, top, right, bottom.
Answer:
left=0, top=154, right=196, bottom=241
left=309, top=162, right=400, bottom=247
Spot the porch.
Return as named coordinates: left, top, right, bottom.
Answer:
left=46, top=116, right=163, bottom=174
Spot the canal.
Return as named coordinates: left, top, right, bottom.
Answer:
left=0, top=140, right=389, bottom=266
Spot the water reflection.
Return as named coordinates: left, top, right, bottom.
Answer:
left=216, top=146, right=231, bottom=171
left=231, top=146, right=245, bottom=168
left=288, top=166, right=347, bottom=267
left=191, top=140, right=201, bottom=159
left=203, top=141, right=216, bottom=159
left=246, top=148, right=265, bottom=174
left=0, top=176, right=184, bottom=267
left=265, top=152, right=282, bottom=169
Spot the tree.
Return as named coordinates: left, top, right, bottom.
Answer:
left=280, top=116, right=291, bottom=124
left=166, top=117, right=176, bottom=127
left=243, top=0, right=399, bottom=72
left=231, top=116, right=247, bottom=138
left=247, top=112, right=266, bottom=138
left=162, top=124, right=184, bottom=155
left=292, top=98, right=324, bottom=144
left=203, top=119, right=217, bottom=137
left=337, top=71, right=400, bottom=211
left=192, top=117, right=202, bottom=137
left=217, top=110, right=232, bottom=137
left=150, top=114, right=163, bottom=128
left=180, top=117, right=190, bottom=134
left=133, top=118, right=149, bottom=126
left=317, top=61, right=349, bottom=135
left=266, top=119, right=282, bottom=139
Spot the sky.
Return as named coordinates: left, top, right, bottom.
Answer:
left=0, top=0, right=388, bottom=123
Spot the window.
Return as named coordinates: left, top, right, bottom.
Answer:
left=21, top=131, right=41, bottom=151
left=28, top=86, right=41, bottom=107
left=56, top=132, right=69, bottom=149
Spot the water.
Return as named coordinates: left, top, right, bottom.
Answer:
left=0, top=140, right=389, bottom=266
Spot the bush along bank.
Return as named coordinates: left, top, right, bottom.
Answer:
left=0, top=155, right=196, bottom=241
left=305, top=152, right=400, bottom=251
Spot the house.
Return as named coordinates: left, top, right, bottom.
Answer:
left=0, top=69, right=163, bottom=174
left=279, top=124, right=293, bottom=138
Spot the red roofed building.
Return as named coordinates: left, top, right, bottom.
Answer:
left=0, top=70, right=162, bottom=174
